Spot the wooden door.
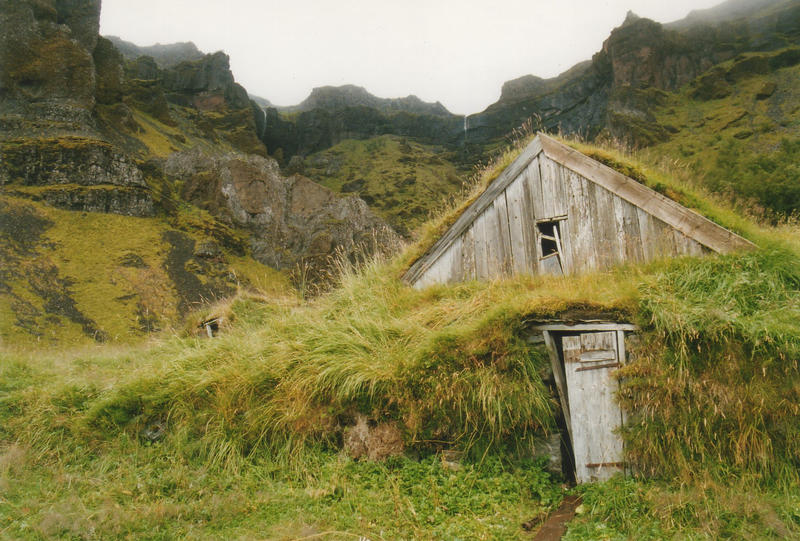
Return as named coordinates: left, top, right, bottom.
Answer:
left=562, top=331, right=624, bottom=483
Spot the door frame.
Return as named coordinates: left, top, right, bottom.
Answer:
left=530, top=322, right=637, bottom=483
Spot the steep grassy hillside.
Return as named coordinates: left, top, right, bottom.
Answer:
left=0, top=96, right=292, bottom=347
left=650, top=48, right=800, bottom=216
left=302, top=135, right=465, bottom=235
left=0, top=195, right=288, bottom=346
left=2, top=138, right=798, bottom=538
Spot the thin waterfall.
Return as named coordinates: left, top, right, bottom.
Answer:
left=261, top=108, right=268, bottom=139
left=463, top=115, right=468, bottom=144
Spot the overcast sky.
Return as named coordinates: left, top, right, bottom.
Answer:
left=100, top=0, right=724, bottom=115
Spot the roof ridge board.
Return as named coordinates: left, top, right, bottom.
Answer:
left=538, top=134, right=756, bottom=253
left=403, top=136, right=544, bottom=283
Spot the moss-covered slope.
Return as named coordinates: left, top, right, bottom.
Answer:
left=0, top=195, right=288, bottom=345
left=648, top=48, right=800, bottom=216
left=301, top=135, right=466, bottom=236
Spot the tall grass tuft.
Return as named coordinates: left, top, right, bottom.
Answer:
left=620, top=248, right=800, bottom=486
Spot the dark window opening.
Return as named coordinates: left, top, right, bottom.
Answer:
left=537, top=220, right=562, bottom=258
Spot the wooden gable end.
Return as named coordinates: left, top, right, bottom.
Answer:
left=405, top=134, right=755, bottom=288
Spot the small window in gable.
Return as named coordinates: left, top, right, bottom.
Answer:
left=537, top=219, right=564, bottom=259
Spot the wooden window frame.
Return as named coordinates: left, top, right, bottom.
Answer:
left=536, top=216, right=567, bottom=268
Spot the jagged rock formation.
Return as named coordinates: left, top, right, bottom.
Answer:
left=165, top=150, right=398, bottom=271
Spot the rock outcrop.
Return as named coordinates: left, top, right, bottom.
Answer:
left=0, top=137, right=145, bottom=187
left=160, top=51, right=251, bottom=110
left=0, top=136, right=155, bottom=216
left=0, top=0, right=101, bottom=135
left=165, top=150, right=400, bottom=272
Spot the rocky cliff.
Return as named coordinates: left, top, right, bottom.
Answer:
left=166, top=150, right=399, bottom=272
left=0, top=0, right=101, bottom=135
left=0, top=0, right=400, bottom=344
left=465, top=0, right=800, bottom=147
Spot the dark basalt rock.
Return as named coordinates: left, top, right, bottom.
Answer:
left=0, top=0, right=100, bottom=131
left=161, top=52, right=250, bottom=110
left=35, top=186, right=156, bottom=217
left=0, top=137, right=146, bottom=188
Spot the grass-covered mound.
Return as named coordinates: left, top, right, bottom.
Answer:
left=2, top=138, right=799, bottom=538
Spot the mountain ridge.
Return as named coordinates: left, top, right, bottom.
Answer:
left=105, top=36, right=206, bottom=68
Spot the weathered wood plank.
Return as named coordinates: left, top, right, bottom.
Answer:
left=519, top=164, right=540, bottom=265
left=551, top=164, right=574, bottom=273
left=482, top=203, right=503, bottom=278
left=473, top=209, right=490, bottom=281
left=565, top=170, right=596, bottom=273
left=540, top=157, right=569, bottom=219
left=461, top=225, right=476, bottom=281
left=539, top=134, right=755, bottom=255
left=551, top=160, right=570, bottom=217
left=616, top=197, right=644, bottom=263
left=494, top=191, right=514, bottom=275
left=636, top=208, right=657, bottom=263
left=540, top=254, right=564, bottom=276
left=530, top=323, right=638, bottom=332
left=446, top=236, right=464, bottom=282
left=687, top=235, right=705, bottom=256
left=504, top=177, right=531, bottom=274
left=543, top=331, right=572, bottom=445
left=611, top=194, right=629, bottom=264
left=527, top=156, right=545, bottom=219
left=592, top=182, right=618, bottom=268
left=582, top=176, right=601, bottom=272
left=616, top=330, right=629, bottom=431
left=539, top=156, right=557, bottom=219
left=650, top=215, right=677, bottom=257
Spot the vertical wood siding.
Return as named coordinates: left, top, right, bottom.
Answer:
left=413, top=150, right=712, bottom=288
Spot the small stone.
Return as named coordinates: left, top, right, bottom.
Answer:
left=756, top=81, right=777, bottom=100
left=194, top=241, right=221, bottom=259
left=142, top=420, right=166, bottom=442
